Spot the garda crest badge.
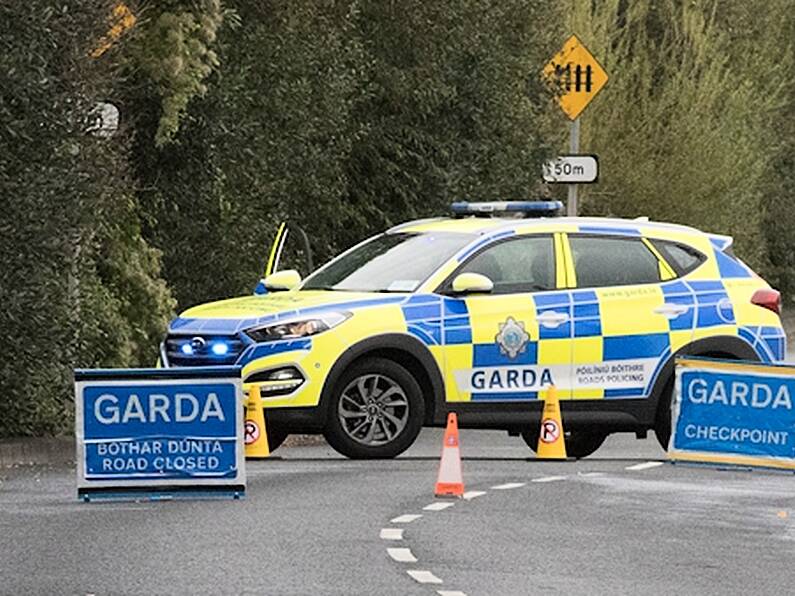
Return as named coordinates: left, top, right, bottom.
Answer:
left=495, top=317, right=530, bottom=359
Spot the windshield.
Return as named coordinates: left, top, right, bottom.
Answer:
left=302, top=232, right=473, bottom=293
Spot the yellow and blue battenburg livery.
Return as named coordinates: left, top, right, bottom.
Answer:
left=159, top=201, right=786, bottom=458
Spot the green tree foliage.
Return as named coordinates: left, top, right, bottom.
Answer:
left=132, top=1, right=367, bottom=307
left=135, top=0, right=562, bottom=309
left=713, top=1, right=795, bottom=299
left=134, top=0, right=224, bottom=146
left=343, top=1, right=563, bottom=243
left=563, top=0, right=791, bottom=277
left=0, top=1, right=174, bottom=436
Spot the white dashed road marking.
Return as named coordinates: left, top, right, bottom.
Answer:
left=407, top=570, right=444, bottom=584
left=490, top=482, right=526, bottom=490
left=380, top=528, right=404, bottom=540
left=387, top=547, right=418, bottom=563
left=385, top=464, right=667, bottom=594
left=625, top=461, right=664, bottom=471
left=531, top=475, right=567, bottom=483
left=391, top=514, right=422, bottom=523
left=424, top=501, right=455, bottom=511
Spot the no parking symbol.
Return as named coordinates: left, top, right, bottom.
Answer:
left=245, top=420, right=260, bottom=445
left=540, top=418, right=560, bottom=444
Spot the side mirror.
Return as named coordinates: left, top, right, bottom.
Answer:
left=263, top=270, right=302, bottom=291
left=451, top=272, right=493, bottom=294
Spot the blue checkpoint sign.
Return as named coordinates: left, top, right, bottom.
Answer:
left=669, top=357, right=795, bottom=471
left=75, top=367, right=245, bottom=500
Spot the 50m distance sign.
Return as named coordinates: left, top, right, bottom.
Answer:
left=542, top=155, right=599, bottom=184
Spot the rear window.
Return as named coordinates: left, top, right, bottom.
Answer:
left=651, top=240, right=706, bottom=276
left=570, top=235, right=660, bottom=287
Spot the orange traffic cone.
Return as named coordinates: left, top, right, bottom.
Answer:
left=245, top=384, right=271, bottom=459
left=435, top=413, right=464, bottom=497
left=536, top=385, right=567, bottom=459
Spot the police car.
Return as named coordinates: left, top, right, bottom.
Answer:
left=159, top=202, right=786, bottom=458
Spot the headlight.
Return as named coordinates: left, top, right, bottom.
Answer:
left=245, top=312, right=351, bottom=342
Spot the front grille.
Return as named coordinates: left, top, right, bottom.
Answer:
left=164, top=334, right=246, bottom=367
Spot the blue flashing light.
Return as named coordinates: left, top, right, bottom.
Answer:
left=211, top=342, right=230, bottom=356
left=180, top=343, right=194, bottom=355
left=451, top=201, right=563, bottom=218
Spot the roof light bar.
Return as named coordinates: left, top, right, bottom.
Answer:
left=450, top=201, right=563, bottom=218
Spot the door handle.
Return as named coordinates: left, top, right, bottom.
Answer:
left=537, top=311, right=570, bottom=327
left=654, top=303, right=690, bottom=318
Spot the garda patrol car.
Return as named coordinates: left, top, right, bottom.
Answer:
left=159, top=202, right=786, bottom=458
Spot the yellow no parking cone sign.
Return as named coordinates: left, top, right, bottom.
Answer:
left=245, top=384, right=271, bottom=459
left=536, top=385, right=567, bottom=459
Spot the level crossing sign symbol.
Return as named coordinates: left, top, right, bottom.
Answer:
left=540, top=418, right=561, bottom=444
left=542, top=34, right=608, bottom=120
left=244, top=420, right=260, bottom=445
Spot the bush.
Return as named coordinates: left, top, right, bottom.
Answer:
left=565, top=1, right=793, bottom=280
left=0, top=1, right=174, bottom=436
left=134, top=0, right=562, bottom=309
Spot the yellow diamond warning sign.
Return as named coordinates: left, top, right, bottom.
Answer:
left=543, top=35, right=608, bottom=120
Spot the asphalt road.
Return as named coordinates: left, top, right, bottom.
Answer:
left=1, top=430, right=793, bottom=596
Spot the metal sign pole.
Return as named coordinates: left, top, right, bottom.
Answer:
left=567, top=117, right=580, bottom=216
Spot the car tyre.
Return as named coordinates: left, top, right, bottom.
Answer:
left=267, top=427, right=289, bottom=452
left=654, top=375, right=675, bottom=450
left=324, top=357, right=424, bottom=459
left=521, top=429, right=607, bottom=459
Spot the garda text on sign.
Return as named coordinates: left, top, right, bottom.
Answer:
left=542, top=35, right=608, bottom=120
left=75, top=367, right=245, bottom=499
left=542, top=155, right=599, bottom=184
left=669, top=358, right=795, bottom=471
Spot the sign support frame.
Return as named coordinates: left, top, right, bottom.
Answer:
left=567, top=117, right=581, bottom=216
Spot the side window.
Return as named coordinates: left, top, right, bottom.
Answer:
left=651, top=239, right=706, bottom=276
left=569, top=235, right=660, bottom=287
left=458, top=236, right=555, bottom=294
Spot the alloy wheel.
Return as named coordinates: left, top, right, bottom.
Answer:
left=337, top=373, right=409, bottom=446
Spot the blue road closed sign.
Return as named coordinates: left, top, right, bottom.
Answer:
left=670, top=358, right=795, bottom=471
left=75, top=367, right=245, bottom=500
